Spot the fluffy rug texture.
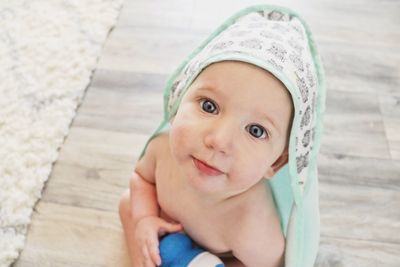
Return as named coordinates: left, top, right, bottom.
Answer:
left=0, top=0, right=123, bottom=266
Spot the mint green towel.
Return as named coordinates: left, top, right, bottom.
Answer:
left=141, top=5, right=326, bottom=267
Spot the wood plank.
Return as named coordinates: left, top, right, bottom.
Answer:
left=74, top=70, right=165, bottom=133
left=319, top=181, right=400, bottom=244
left=97, top=24, right=209, bottom=75
left=320, top=131, right=390, bottom=160
left=14, top=202, right=130, bottom=267
left=383, top=118, right=400, bottom=160
left=316, top=237, right=400, bottom=267
left=41, top=127, right=150, bottom=211
left=318, top=153, right=400, bottom=189
left=321, top=42, right=400, bottom=96
left=321, top=90, right=390, bottom=158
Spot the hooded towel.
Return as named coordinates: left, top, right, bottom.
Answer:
left=140, top=5, right=326, bottom=267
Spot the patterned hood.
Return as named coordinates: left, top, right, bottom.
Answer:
left=142, top=5, right=326, bottom=267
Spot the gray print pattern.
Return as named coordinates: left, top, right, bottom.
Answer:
left=311, top=92, right=316, bottom=114
left=291, top=24, right=304, bottom=40
left=271, top=23, right=290, bottom=34
left=260, top=30, right=283, bottom=41
left=170, top=80, right=179, bottom=96
left=267, top=58, right=283, bottom=71
left=289, top=52, right=304, bottom=72
left=212, top=41, right=234, bottom=50
left=186, top=61, right=201, bottom=77
left=267, top=42, right=287, bottom=63
left=256, top=10, right=266, bottom=18
left=240, top=38, right=263, bottom=49
left=296, top=151, right=309, bottom=173
left=288, top=37, right=304, bottom=54
left=296, top=73, right=309, bottom=103
left=184, top=63, right=194, bottom=76
left=267, top=11, right=291, bottom=21
left=168, top=79, right=182, bottom=112
left=230, top=30, right=251, bottom=37
left=302, top=129, right=311, bottom=147
left=305, top=63, right=315, bottom=88
left=301, top=106, right=311, bottom=129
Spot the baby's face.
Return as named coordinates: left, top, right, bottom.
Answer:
left=169, top=61, right=293, bottom=196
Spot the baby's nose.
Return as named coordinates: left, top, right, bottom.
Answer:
left=204, top=120, right=236, bottom=154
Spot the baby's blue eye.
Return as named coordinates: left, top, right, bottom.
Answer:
left=200, top=99, right=218, bottom=114
left=246, top=124, right=268, bottom=139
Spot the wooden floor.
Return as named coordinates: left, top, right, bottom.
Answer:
left=14, top=0, right=400, bottom=266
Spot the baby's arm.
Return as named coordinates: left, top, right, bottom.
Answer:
left=120, top=137, right=181, bottom=267
left=130, top=135, right=175, bottom=222
left=128, top=170, right=158, bottom=224
left=226, top=213, right=285, bottom=267
left=129, top=141, right=160, bottom=234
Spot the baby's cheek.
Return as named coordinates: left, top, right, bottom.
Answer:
left=171, top=110, right=197, bottom=140
left=170, top=122, right=191, bottom=156
left=170, top=124, right=182, bottom=148
left=241, top=155, right=269, bottom=177
left=171, top=117, right=188, bottom=140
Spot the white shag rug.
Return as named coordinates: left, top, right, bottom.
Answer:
left=0, top=0, right=123, bottom=266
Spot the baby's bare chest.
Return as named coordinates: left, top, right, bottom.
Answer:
left=155, top=162, right=277, bottom=256
left=155, top=160, right=230, bottom=253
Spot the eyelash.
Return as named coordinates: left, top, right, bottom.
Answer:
left=246, top=124, right=269, bottom=139
left=199, top=98, right=218, bottom=114
left=198, top=98, right=270, bottom=140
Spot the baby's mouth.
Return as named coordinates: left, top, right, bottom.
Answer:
left=191, top=156, right=224, bottom=176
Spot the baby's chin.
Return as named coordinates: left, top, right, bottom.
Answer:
left=184, top=169, right=228, bottom=195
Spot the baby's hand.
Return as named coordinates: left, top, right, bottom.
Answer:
left=133, top=216, right=183, bottom=267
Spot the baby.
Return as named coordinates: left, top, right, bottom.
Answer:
left=119, top=5, right=324, bottom=267
left=120, top=60, right=292, bottom=267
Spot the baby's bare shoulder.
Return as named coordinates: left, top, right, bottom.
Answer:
left=135, top=132, right=170, bottom=183
left=149, top=131, right=169, bottom=147
left=146, top=131, right=176, bottom=174
left=145, top=132, right=170, bottom=158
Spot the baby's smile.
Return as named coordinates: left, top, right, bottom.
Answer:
left=191, top=156, right=225, bottom=176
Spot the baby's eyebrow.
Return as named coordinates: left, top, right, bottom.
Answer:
left=196, top=85, right=227, bottom=100
left=196, top=85, right=218, bottom=94
left=257, top=111, right=280, bottom=135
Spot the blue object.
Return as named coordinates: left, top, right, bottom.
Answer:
left=159, top=233, right=224, bottom=267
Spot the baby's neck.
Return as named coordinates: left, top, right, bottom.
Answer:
left=177, top=172, right=266, bottom=211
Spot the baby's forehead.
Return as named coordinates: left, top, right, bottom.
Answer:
left=191, top=61, right=291, bottom=101
left=195, top=61, right=284, bottom=85
left=191, top=62, right=292, bottom=115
